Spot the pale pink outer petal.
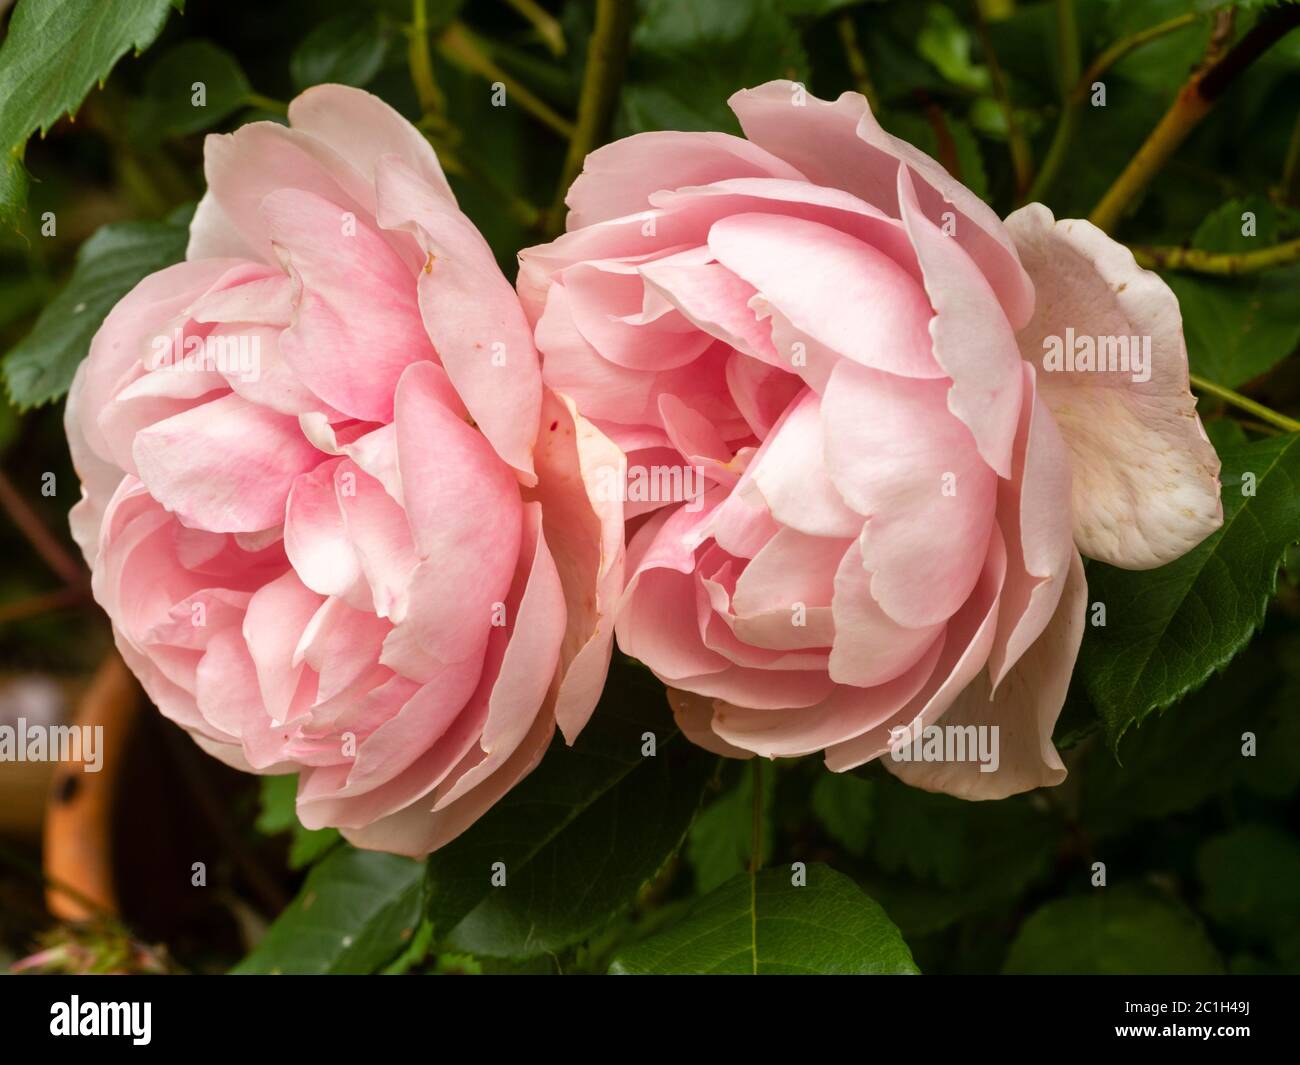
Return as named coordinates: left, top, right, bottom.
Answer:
left=828, top=539, right=945, bottom=688
left=883, top=549, right=1085, bottom=799
left=283, top=459, right=364, bottom=599
left=76, top=258, right=245, bottom=462
left=707, top=212, right=941, bottom=380
left=518, top=175, right=922, bottom=329
left=433, top=501, right=566, bottom=807
left=334, top=460, right=419, bottom=621
left=65, top=362, right=125, bottom=564
left=666, top=687, right=754, bottom=760
left=614, top=494, right=729, bottom=680
left=639, top=258, right=779, bottom=364
left=380, top=362, right=522, bottom=679
left=375, top=154, right=542, bottom=481
left=263, top=187, right=433, bottom=422
left=192, top=731, right=293, bottom=775
left=526, top=391, right=627, bottom=742
left=1004, top=203, right=1223, bottom=569
left=649, top=178, right=921, bottom=282
left=311, top=505, right=560, bottom=849
left=132, top=392, right=320, bottom=533
left=187, top=192, right=261, bottom=261
left=896, top=166, right=1023, bottom=477
left=824, top=527, right=1008, bottom=771
left=727, top=80, right=1034, bottom=329
left=198, top=121, right=378, bottom=265
left=243, top=570, right=322, bottom=725
left=339, top=710, right=555, bottom=857
left=285, top=83, right=456, bottom=207
left=821, top=362, right=996, bottom=629
left=710, top=635, right=945, bottom=758
left=988, top=362, right=1075, bottom=690
left=564, top=130, right=806, bottom=229
left=746, top=389, right=861, bottom=539
left=98, top=364, right=225, bottom=476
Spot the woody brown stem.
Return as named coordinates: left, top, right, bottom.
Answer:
left=548, top=0, right=634, bottom=236
left=0, top=468, right=82, bottom=585
left=1090, top=5, right=1300, bottom=233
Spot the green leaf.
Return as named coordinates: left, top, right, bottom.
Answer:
left=1078, top=434, right=1300, bottom=747
left=1191, top=196, right=1279, bottom=253
left=916, top=3, right=990, bottom=92
left=130, top=40, right=252, bottom=141
left=1107, top=0, right=1212, bottom=97
left=290, top=9, right=390, bottom=91
left=3, top=217, right=188, bottom=409
left=232, top=847, right=423, bottom=975
left=1197, top=825, right=1300, bottom=952
left=0, top=0, right=177, bottom=226
left=1170, top=269, right=1300, bottom=389
left=1168, top=198, right=1300, bottom=388
left=609, top=864, right=918, bottom=974
left=1003, top=889, right=1225, bottom=975
left=810, top=771, right=874, bottom=857
left=618, top=0, right=808, bottom=136
left=1203, top=416, right=1249, bottom=451
left=426, top=658, right=716, bottom=959
left=1080, top=640, right=1294, bottom=835
left=857, top=774, right=1055, bottom=936
left=255, top=774, right=340, bottom=870
left=686, top=761, right=773, bottom=893
left=867, top=772, right=1052, bottom=890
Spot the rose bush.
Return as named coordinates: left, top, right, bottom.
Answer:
left=65, top=86, right=623, bottom=855
left=520, top=81, right=1223, bottom=798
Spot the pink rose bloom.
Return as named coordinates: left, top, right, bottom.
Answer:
left=519, top=81, right=1222, bottom=798
left=65, top=86, right=623, bottom=854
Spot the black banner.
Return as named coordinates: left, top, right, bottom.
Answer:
left=0, top=974, right=1287, bottom=1052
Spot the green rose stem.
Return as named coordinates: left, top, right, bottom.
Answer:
left=547, top=0, right=635, bottom=237
left=408, top=0, right=447, bottom=120
left=1190, top=375, right=1300, bottom=435
left=975, top=1, right=1034, bottom=201
left=503, top=0, right=567, bottom=58
left=408, top=0, right=541, bottom=228
left=1280, top=108, right=1300, bottom=204
left=1028, top=10, right=1202, bottom=205
left=1132, top=238, right=1300, bottom=276
left=426, top=125, right=542, bottom=230
left=438, top=21, right=574, bottom=139
left=835, top=14, right=880, bottom=114
left=1090, top=4, right=1300, bottom=235
left=244, top=91, right=288, bottom=116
